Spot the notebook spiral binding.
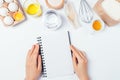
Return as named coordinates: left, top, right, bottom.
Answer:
left=37, top=37, right=47, bottom=77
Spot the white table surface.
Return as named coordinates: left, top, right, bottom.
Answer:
left=0, top=0, right=120, bottom=80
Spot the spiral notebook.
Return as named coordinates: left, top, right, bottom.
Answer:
left=37, top=31, right=74, bottom=79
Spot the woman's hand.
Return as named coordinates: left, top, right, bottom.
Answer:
left=70, top=45, right=89, bottom=80
left=26, top=44, right=42, bottom=80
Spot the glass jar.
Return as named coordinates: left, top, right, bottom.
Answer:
left=23, top=0, right=42, bottom=17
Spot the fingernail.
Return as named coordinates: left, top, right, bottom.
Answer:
left=36, top=43, right=39, bottom=46
left=70, top=45, right=73, bottom=47
left=36, top=43, right=38, bottom=45
left=70, top=45, right=73, bottom=48
left=32, top=45, right=34, bottom=47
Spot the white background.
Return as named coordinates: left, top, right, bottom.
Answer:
left=0, top=0, right=120, bottom=80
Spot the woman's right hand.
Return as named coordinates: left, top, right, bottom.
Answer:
left=70, top=45, right=89, bottom=80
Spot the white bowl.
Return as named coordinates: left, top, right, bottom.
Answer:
left=43, top=10, right=62, bottom=31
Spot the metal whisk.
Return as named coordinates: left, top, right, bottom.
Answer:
left=79, top=0, right=93, bottom=23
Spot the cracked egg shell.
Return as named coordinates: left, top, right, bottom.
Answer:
left=3, top=16, right=14, bottom=26
left=8, top=2, right=19, bottom=12
left=0, top=7, right=8, bottom=16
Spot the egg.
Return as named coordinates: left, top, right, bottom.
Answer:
left=0, top=7, right=8, bottom=16
left=8, top=2, right=18, bottom=12
left=4, top=0, right=13, bottom=3
left=92, top=20, right=102, bottom=31
left=3, top=16, right=14, bottom=26
left=13, top=11, right=23, bottom=21
left=0, top=0, right=3, bottom=7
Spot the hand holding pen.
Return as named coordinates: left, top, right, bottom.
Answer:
left=70, top=45, right=89, bottom=80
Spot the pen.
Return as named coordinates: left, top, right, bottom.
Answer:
left=67, top=31, right=71, bottom=45
left=67, top=31, right=73, bottom=56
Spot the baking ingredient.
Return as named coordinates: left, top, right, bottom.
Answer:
left=13, top=12, right=23, bottom=21
left=102, top=0, right=120, bottom=21
left=0, top=7, right=8, bottom=16
left=26, top=3, right=42, bottom=15
left=23, top=0, right=42, bottom=17
left=44, top=10, right=62, bottom=30
left=3, top=16, right=14, bottom=25
left=8, top=2, right=19, bottom=12
left=45, top=0, right=64, bottom=9
left=4, top=0, right=13, bottom=3
left=92, top=20, right=102, bottom=31
left=0, top=0, right=25, bottom=26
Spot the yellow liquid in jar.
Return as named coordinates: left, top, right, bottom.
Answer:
left=26, top=4, right=40, bottom=15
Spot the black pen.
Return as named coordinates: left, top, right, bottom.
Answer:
left=68, top=31, right=71, bottom=45
left=67, top=31, right=73, bottom=56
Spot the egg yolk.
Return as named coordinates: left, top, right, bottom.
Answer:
left=92, top=20, right=102, bottom=31
left=26, top=4, right=41, bottom=15
left=13, top=12, right=24, bottom=21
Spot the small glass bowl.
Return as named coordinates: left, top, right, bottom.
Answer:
left=43, top=10, right=63, bottom=31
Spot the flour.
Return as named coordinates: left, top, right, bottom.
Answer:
left=48, top=0, right=62, bottom=6
left=102, top=0, right=120, bottom=21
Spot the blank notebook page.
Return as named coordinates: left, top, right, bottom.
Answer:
left=39, top=32, right=74, bottom=79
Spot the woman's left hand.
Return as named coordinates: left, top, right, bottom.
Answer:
left=25, top=44, right=42, bottom=80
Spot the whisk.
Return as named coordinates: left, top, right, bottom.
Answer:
left=79, top=0, right=93, bottom=23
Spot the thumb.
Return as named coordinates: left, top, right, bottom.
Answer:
left=37, top=55, right=42, bottom=71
